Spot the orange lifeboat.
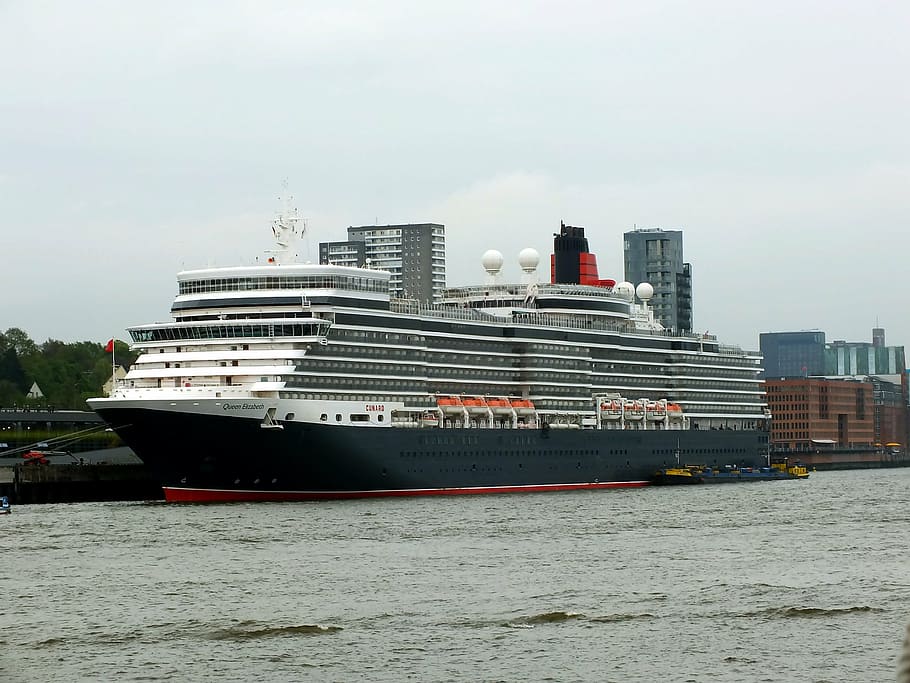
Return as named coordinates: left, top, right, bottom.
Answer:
left=436, top=395, right=464, bottom=415
left=510, top=398, right=536, bottom=416
left=462, top=396, right=489, bottom=414
left=599, top=399, right=623, bottom=420
left=486, top=397, right=514, bottom=415
left=667, top=403, right=683, bottom=418
left=624, top=400, right=644, bottom=420
left=645, top=401, right=666, bottom=421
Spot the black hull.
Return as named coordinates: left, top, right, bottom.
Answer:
left=94, top=406, right=768, bottom=502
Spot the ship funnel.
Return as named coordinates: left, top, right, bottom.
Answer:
left=550, top=221, right=611, bottom=286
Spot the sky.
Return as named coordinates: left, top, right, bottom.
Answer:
left=1, top=0, right=908, bottom=352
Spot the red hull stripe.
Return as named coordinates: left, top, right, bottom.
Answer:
left=163, top=480, right=650, bottom=503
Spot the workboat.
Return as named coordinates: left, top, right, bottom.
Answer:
left=88, top=202, right=770, bottom=502
left=0, top=495, right=10, bottom=515
left=653, top=459, right=810, bottom=485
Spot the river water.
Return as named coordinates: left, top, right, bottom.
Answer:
left=3, top=468, right=909, bottom=682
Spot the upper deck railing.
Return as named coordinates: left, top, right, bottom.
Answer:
left=389, top=298, right=758, bottom=359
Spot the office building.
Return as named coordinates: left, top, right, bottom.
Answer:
left=623, top=228, right=692, bottom=333
left=759, top=331, right=827, bottom=379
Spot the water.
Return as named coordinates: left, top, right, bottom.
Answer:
left=3, top=468, right=909, bottom=682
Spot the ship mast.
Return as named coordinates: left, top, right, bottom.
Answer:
left=265, top=186, right=304, bottom=265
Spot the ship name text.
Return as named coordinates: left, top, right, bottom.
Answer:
left=222, top=403, right=266, bottom=411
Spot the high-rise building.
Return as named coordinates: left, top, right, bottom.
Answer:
left=319, top=223, right=446, bottom=301
left=760, top=330, right=827, bottom=378
left=623, top=228, right=692, bottom=333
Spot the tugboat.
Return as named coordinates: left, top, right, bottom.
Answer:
left=0, top=495, right=10, bottom=515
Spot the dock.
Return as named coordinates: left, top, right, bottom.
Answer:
left=0, top=460, right=163, bottom=504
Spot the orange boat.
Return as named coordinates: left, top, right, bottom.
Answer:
left=436, top=396, right=464, bottom=415
left=462, top=397, right=490, bottom=414
left=624, top=400, right=645, bottom=420
left=645, top=401, right=666, bottom=420
left=486, top=398, right=514, bottom=415
left=599, top=399, right=623, bottom=420
left=510, top=398, right=536, bottom=416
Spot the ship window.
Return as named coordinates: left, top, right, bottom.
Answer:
left=285, top=413, right=295, bottom=421
left=335, top=414, right=342, bottom=422
left=320, top=414, right=327, bottom=421
left=377, top=414, right=384, bottom=422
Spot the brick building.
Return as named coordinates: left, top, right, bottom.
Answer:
left=765, top=377, right=874, bottom=451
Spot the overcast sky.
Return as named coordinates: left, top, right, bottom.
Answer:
left=2, top=1, right=908, bottom=351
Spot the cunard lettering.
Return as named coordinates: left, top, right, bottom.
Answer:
left=365, top=404, right=385, bottom=412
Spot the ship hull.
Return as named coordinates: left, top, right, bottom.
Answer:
left=93, top=405, right=768, bottom=502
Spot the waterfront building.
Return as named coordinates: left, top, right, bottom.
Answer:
left=825, top=334, right=906, bottom=376
left=759, top=330, right=826, bottom=379
left=762, top=327, right=909, bottom=452
left=761, top=328, right=906, bottom=379
left=765, top=377, right=874, bottom=451
left=623, top=227, right=692, bottom=334
left=319, top=223, right=446, bottom=301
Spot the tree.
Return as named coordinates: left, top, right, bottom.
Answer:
left=2, top=328, right=39, bottom=357
left=0, top=347, right=29, bottom=393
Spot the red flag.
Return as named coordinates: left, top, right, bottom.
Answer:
left=104, top=339, right=114, bottom=353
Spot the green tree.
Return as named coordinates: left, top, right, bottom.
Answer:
left=0, top=347, right=29, bottom=393
left=1, top=328, right=39, bottom=356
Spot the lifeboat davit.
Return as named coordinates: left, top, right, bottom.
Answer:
left=510, top=398, right=536, bottom=416
left=462, top=397, right=489, bottom=415
left=486, top=398, right=514, bottom=415
left=436, top=396, right=464, bottom=415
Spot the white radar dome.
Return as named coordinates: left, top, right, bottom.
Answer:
left=635, top=282, right=654, bottom=301
left=481, top=249, right=504, bottom=275
left=518, top=247, right=540, bottom=272
left=614, top=281, right=635, bottom=301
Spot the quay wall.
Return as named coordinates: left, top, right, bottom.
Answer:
left=0, top=463, right=163, bottom=504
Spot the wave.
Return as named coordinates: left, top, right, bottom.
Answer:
left=207, top=623, right=342, bottom=640
left=589, top=613, right=656, bottom=623
left=518, top=610, right=584, bottom=625
left=752, top=606, right=881, bottom=619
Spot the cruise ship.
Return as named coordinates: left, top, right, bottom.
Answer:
left=88, top=204, right=770, bottom=502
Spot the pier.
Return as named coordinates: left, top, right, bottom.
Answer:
left=0, top=460, right=163, bottom=504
